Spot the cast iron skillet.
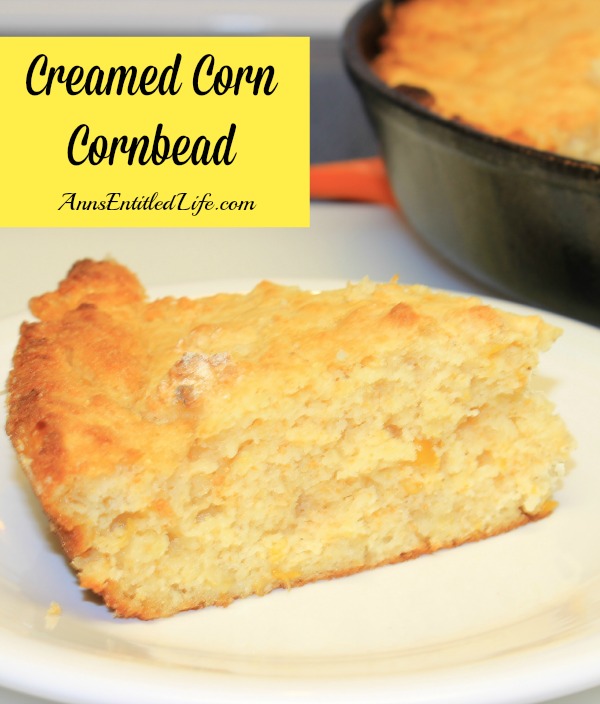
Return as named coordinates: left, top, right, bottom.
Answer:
left=342, top=0, right=600, bottom=326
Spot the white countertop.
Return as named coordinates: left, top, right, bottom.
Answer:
left=0, top=204, right=599, bottom=704
left=0, top=203, right=490, bottom=318
left=0, top=0, right=364, bottom=36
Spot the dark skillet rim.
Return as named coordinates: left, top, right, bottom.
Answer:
left=342, top=0, right=600, bottom=181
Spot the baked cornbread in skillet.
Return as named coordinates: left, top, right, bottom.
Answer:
left=373, top=0, right=600, bottom=161
left=6, top=260, right=572, bottom=619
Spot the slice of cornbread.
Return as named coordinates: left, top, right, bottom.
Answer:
left=5, top=260, right=572, bottom=619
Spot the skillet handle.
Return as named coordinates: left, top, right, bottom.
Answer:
left=310, top=156, right=397, bottom=208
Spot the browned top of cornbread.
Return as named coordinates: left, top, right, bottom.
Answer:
left=373, top=0, right=600, bottom=158
left=6, top=259, right=559, bottom=566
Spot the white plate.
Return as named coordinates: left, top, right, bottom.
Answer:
left=1, top=279, right=599, bottom=704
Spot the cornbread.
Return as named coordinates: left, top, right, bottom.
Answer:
left=6, top=260, right=572, bottom=619
left=44, top=601, right=62, bottom=631
left=373, top=0, right=600, bottom=161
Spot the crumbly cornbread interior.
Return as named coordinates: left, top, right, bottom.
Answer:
left=373, top=0, right=600, bottom=161
left=6, top=260, right=572, bottom=619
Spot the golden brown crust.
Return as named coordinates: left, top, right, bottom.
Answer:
left=30, top=258, right=145, bottom=321
left=373, top=0, right=600, bottom=160
left=7, top=262, right=149, bottom=558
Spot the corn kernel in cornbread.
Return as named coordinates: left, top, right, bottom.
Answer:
left=6, top=260, right=573, bottom=619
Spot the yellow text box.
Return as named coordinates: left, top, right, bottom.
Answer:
left=1, top=37, right=309, bottom=227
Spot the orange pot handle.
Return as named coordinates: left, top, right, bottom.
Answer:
left=310, top=156, right=397, bottom=208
